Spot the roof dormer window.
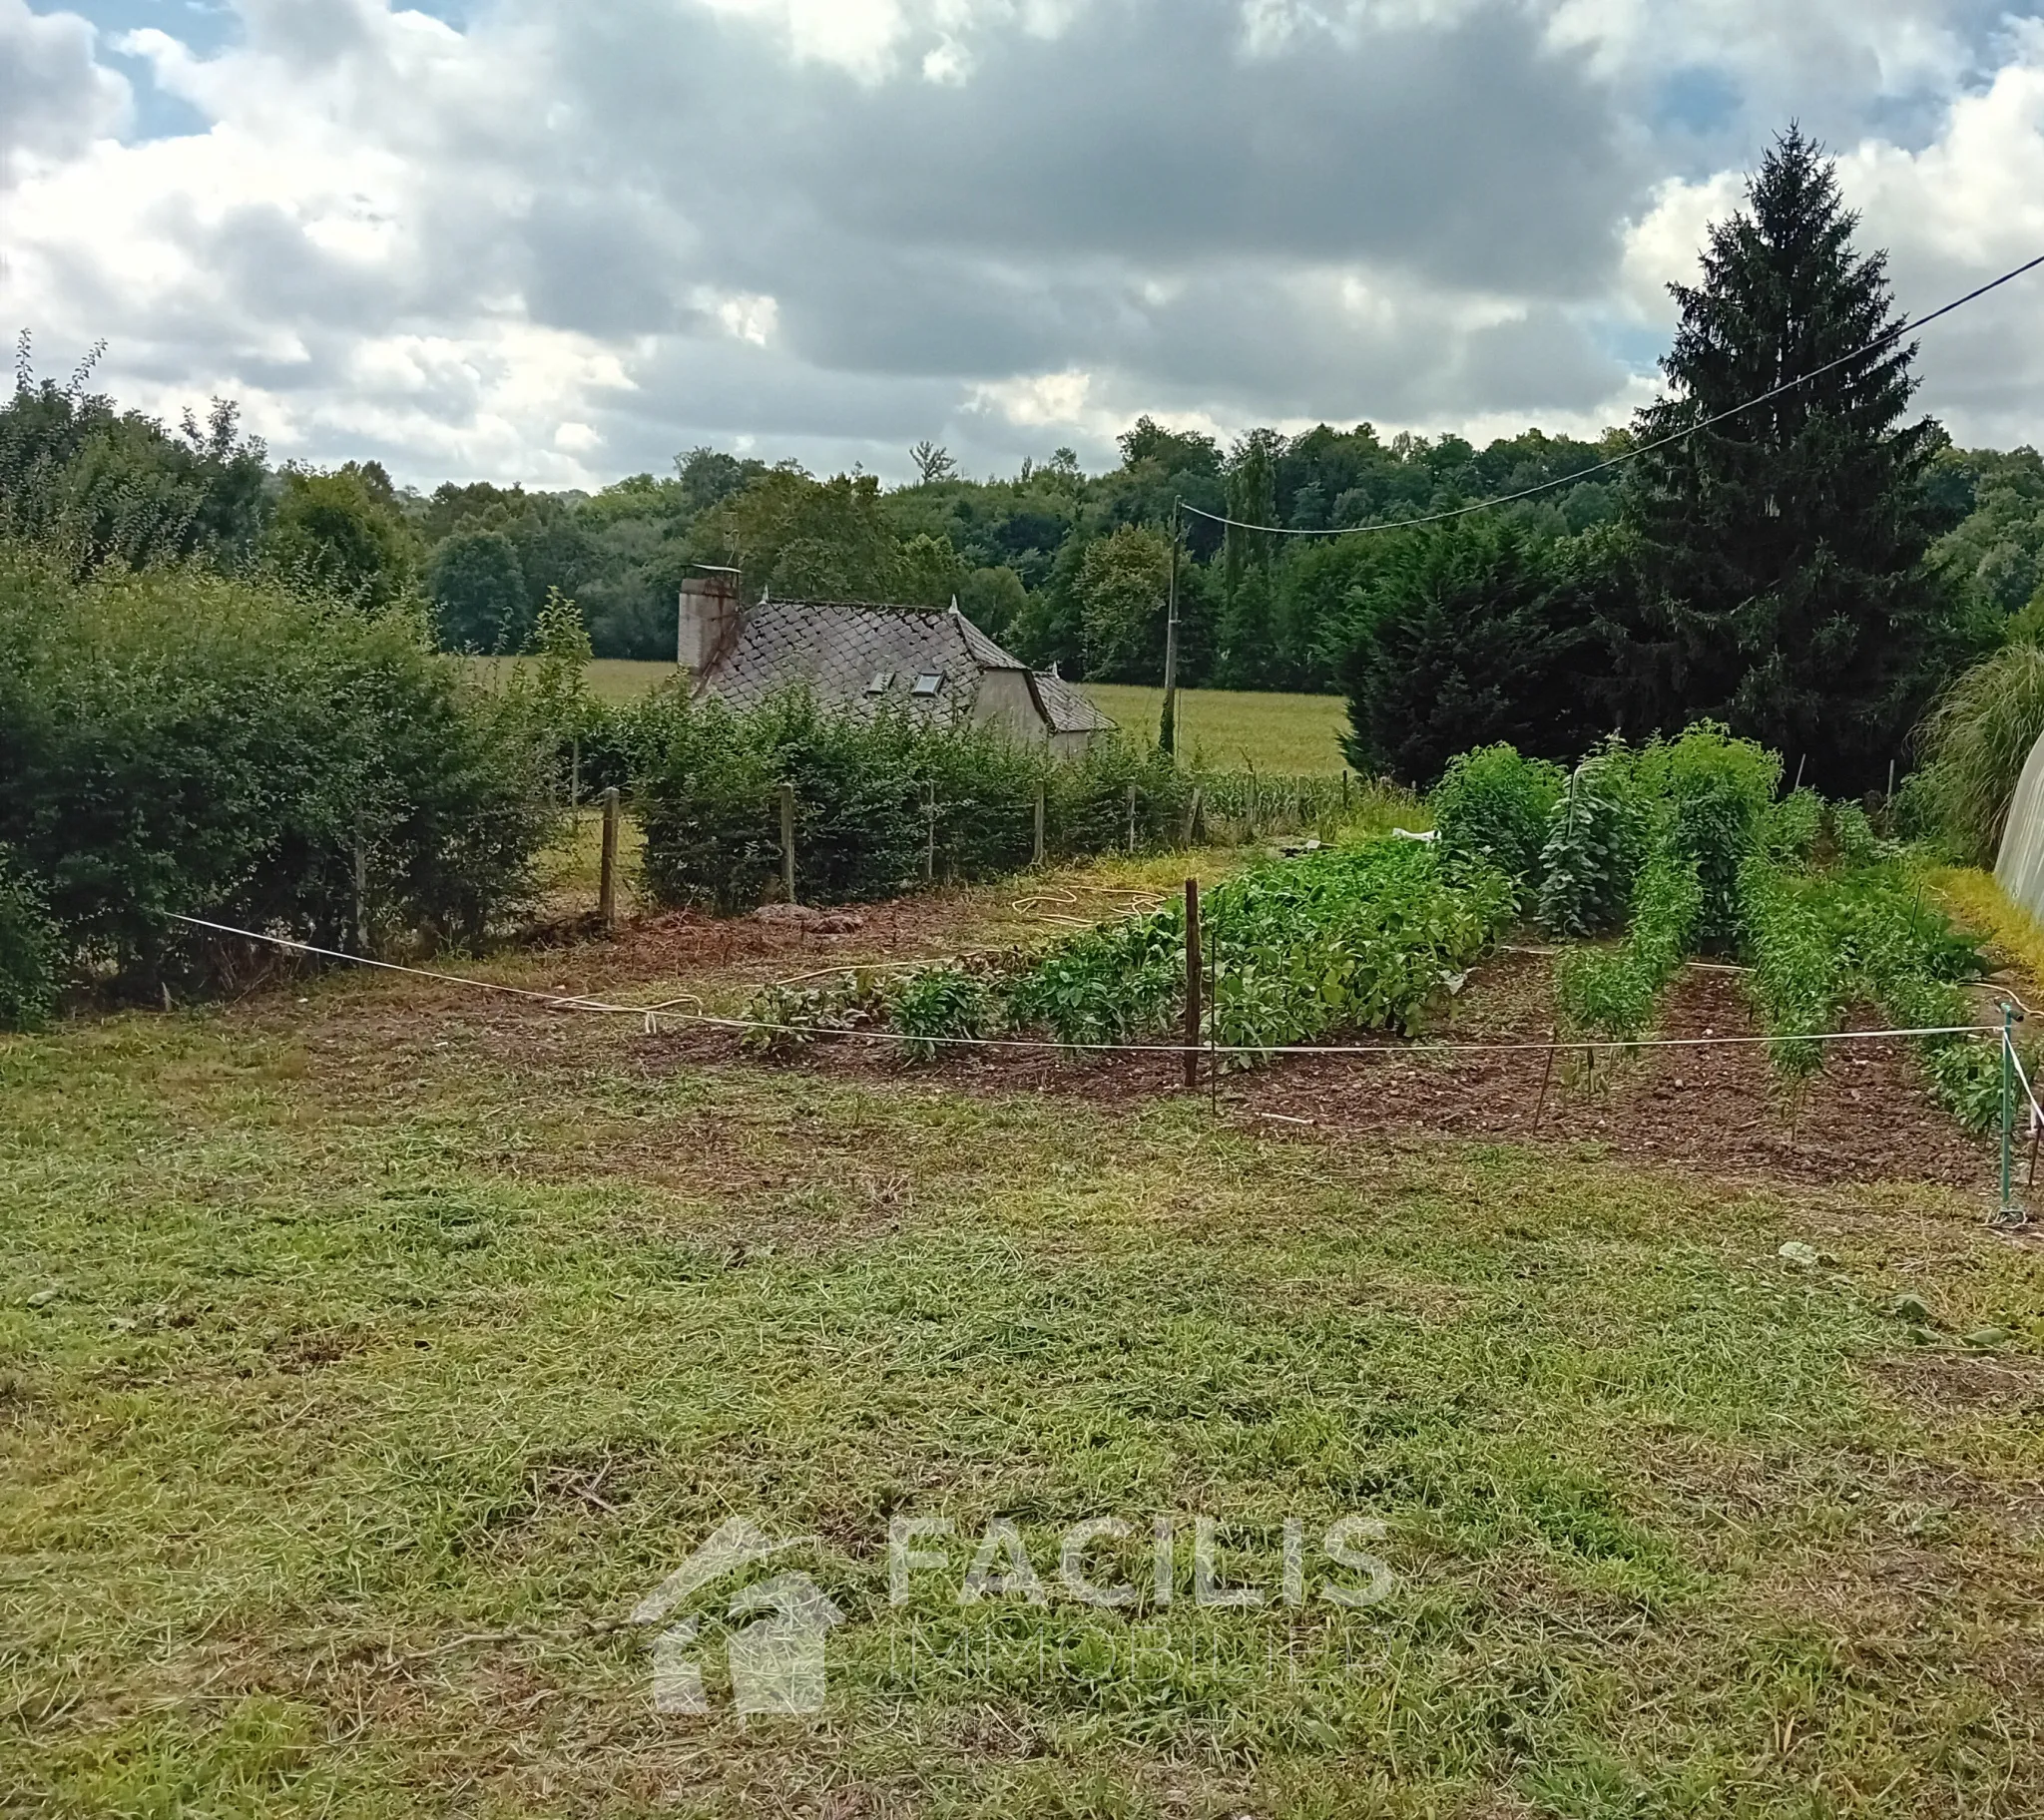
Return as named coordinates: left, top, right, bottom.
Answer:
left=912, top=673, right=943, bottom=697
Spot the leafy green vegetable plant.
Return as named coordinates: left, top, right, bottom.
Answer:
left=1738, top=859, right=1839, bottom=1080
left=1552, top=845, right=1703, bottom=1042
left=1429, top=743, right=1565, bottom=896
left=1537, top=741, right=1650, bottom=937
left=1002, top=839, right=1513, bottom=1062
left=889, top=966, right=996, bottom=1063
left=740, top=974, right=889, bottom=1060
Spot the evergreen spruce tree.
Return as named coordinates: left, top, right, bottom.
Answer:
left=1620, top=127, right=1960, bottom=792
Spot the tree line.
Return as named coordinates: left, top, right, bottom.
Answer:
left=6, top=132, right=2044, bottom=798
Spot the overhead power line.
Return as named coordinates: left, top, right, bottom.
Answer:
left=1183, top=249, right=2044, bottom=540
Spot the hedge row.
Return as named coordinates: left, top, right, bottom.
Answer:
left=0, top=543, right=558, bottom=1020
left=630, top=687, right=1191, bottom=912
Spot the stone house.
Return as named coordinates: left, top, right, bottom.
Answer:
left=677, top=575, right=1115, bottom=759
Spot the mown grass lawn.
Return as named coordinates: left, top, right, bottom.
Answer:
left=4, top=918, right=2042, bottom=1816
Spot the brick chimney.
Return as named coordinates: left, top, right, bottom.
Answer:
left=678, top=571, right=741, bottom=673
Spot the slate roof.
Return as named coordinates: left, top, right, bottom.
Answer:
left=696, top=597, right=1117, bottom=736
left=1031, top=666, right=1118, bottom=736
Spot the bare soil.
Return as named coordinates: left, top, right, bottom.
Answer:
left=564, top=908, right=2003, bottom=1193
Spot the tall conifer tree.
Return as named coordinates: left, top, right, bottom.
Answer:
left=1620, top=128, right=1958, bottom=791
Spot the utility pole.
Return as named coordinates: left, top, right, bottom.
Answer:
left=1160, top=498, right=1182, bottom=759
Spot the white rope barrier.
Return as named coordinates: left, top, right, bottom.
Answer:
left=173, top=912, right=2001, bottom=1064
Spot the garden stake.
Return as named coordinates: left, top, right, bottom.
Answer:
left=1127, top=782, right=1138, bottom=855
left=1533, top=1031, right=1558, bottom=1125
left=924, top=782, right=937, bottom=882
left=1032, top=786, right=1046, bottom=867
left=1183, top=878, right=1202, bottom=1091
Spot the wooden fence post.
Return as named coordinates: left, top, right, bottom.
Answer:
left=924, top=781, right=937, bottom=883
left=599, top=786, right=621, bottom=935
left=1126, top=781, right=1138, bottom=855
left=778, top=782, right=797, bottom=905
left=1033, top=785, right=1047, bottom=868
left=1184, top=878, right=1202, bottom=1090
left=352, top=824, right=368, bottom=956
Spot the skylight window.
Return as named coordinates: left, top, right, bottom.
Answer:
left=865, top=671, right=894, bottom=695
left=912, top=673, right=943, bottom=697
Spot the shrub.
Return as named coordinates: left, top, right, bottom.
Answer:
left=0, top=846, right=59, bottom=1032
left=635, top=684, right=1206, bottom=914
left=1340, top=518, right=1616, bottom=784
left=1429, top=744, right=1566, bottom=892
left=0, top=545, right=556, bottom=986
left=1046, top=739, right=1190, bottom=859
left=636, top=687, right=1050, bottom=912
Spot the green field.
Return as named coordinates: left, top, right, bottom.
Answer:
left=1081, top=685, right=1350, bottom=773
left=5, top=854, right=2042, bottom=1816
left=476, top=661, right=1351, bottom=774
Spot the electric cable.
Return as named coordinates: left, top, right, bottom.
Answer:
left=1183, top=250, right=2044, bottom=540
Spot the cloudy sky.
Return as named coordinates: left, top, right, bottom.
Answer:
left=5, top=0, right=2043, bottom=490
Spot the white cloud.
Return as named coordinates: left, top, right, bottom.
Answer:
left=3, top=0, right=2042, bottom=486
left=0, top=0, right=130, bottom=179
left=1617, top=170, right=1745, bottom=323
left=968, top=367, right=1097, bottom=429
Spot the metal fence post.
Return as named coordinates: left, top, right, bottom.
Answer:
left=1183, top=878, right=1202, bottom=1090
left=2001, top=1003, right=2020, bottom=1224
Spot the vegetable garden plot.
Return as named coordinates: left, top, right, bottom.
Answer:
left=711, top=723, right=2024, bottom=1192
left=740, top=837, right=1518, bottom=1062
